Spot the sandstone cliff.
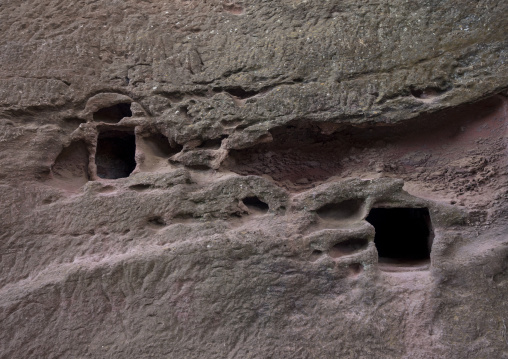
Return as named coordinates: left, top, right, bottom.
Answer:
left=1, top=0, right=508, bottom=357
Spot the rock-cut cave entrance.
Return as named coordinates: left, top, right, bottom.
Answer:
left=366, top=208, right=433, bottom=268
left=93, top=103, right=132, bottom=123
left=95, top=130, right=136, bottom=179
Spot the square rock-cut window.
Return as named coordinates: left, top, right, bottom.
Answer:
left=366, top=208, right=433, bottom=269
left=95, top=130, right=136, bottom=179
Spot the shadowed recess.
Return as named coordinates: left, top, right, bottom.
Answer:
left=348, top=263, right=363, bottom=276
left=148, top=216, right=166, bottom=227
left=317, top=199, right=365, bottom=222
left=226, top=96, right=506, bottom=190
left=96, top=130, right=136, bottom=179
left=198, top=135, right=228, bottom=150
left=410, top=86, right=448, bottom=99
left=366, top=208, right=433, bottom=266
left=144, top=133, right=180, bottom=157
left=51, top=140, right=89, bottom=189
left=242, top=196, right=269, bottom=213
left=93, top=103, right=132, bottom=123
left=129, top=184, right=151, bottom=191
left=62, top=117, right=86, bottom=131
left=329, top=238, right=369, bottom=258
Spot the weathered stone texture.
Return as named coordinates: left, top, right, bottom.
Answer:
left=1, top=0, right=508, bottom=358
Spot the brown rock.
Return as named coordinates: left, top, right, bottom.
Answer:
left=1, top=0, right=508, bottom=358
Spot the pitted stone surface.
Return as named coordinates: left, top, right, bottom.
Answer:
left=1, top=1, right=508, bottom=358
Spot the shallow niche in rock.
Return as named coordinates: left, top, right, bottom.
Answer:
left=329, top=238, right=369, bottom=258
left=93, top=103, right=132, bottom=123
left=138, top=133, right=183, bottom=171
left=95, top=130, right=136, bottom=179
left=242, top=196, right=269, bottom=214
left=147, top=216, right=166, bottom=228
left=223, top=3, right=244, bottom=15
left=197, top=135, right=228, bottom=150
left=62, top=117, right=86, bottom=131
left=348, top=263, right=363, bottom=276
left=129, top=183, right=152, bottom=191
left=366, top=207, right=434, bottom=270
left=410, top=86, right=448, bottom=101
left=98, top=185, right=116, bottom=194
left=310, top=249, right=324, bottom=261
left=50, top=140, right=89, bottom=190
left=316, top=198, right=365, bottom=224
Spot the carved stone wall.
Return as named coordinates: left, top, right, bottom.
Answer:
left=1, top=0, right=507, bottom=357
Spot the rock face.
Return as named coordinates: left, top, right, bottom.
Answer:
left=1, top=0, right=508, bottom=357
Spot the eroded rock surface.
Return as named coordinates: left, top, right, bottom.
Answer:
left=1, top=0, right=508, bottom=358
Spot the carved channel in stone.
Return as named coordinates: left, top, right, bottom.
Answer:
left=366, top=207, right=433, bottom=270
left=95, top=130, right=136, bottom=179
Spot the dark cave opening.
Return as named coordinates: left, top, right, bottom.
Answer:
left=93, top=103, right=132, bottom=123
left=366, top=208, right=433, bottom=266
left=242, top=196, right=269, bottom=213
left=95, top=130, right=136, bottom=179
